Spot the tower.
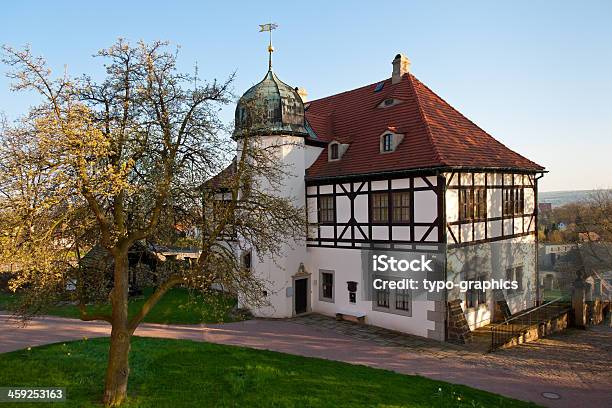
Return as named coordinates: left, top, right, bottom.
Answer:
left=232, top=42, right=310, bottom=317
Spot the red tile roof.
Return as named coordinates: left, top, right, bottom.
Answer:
left=305, top=73, right=543, bottom=179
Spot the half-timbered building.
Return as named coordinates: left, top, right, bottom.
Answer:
left=221, top=52, right=545, bottom=342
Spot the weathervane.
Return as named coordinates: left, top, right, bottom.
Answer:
left=259, top=22, right=278, bottom=70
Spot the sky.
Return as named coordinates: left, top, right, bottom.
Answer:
left=1, top=0, right=610, bottom=192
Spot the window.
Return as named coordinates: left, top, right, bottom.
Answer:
left=392, top=192, right=410, bottom=223
left=516, top=188, right=524, bottom=214
left=319, top=271, right=334, bottom=302
left=330, top=143, right=339, bottom=160
left=466, top=275, right=487, bottom=308
left=395, top=288, right=411, bottom=311
left=459, top=187, right=486, bottom=221
left=371, top=193, right=388, bottom=223
left=506, top=266, right=524, bottom=294
left=474, top=188, right=487, bottom=220
left=382, top=134, right=393, bottom=152
left=515, top=266, right=523, bottom=292
left=242, top=251, right=252, bottom=270
left=373, top=278, right=412, bottom=315
left=503, top=187, right=524, bottom=216
left=376, top=286, right=390, bottom=308
left=318, top=196, right=335, bottom=223
left=371, top=191, right=411, bottom=223
left=459, top=189, right=473, bottom=221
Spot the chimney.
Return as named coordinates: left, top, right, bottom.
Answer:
left=295, top=87, right=308, bottom=102
left=391, top=53, right=411, bottom=84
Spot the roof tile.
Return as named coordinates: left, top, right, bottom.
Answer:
left=305, top=73, right=543, bottom=179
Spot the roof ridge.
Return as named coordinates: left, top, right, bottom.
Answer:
left=409, top=75, right=542, bottom=168
left=407, top=74, right=446, bottom=165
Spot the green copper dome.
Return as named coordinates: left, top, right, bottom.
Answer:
left=234, top=69, right=308, bottom=138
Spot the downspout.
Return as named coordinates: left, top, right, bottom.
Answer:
left=438, top=173, right=448, bottom=341
left=534, top=172, right=545, bottom=306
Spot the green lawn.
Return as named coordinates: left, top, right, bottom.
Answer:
left=0, top=287, right=238, bottom=324
left=0, top=337, right=539, bottom=408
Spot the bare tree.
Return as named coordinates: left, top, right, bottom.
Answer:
left=576, top=190, right=612, bottom=271
left=0, top=40, right=305, bottom=406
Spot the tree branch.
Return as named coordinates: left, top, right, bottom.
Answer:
left=128, top=274, right=182, bottom=333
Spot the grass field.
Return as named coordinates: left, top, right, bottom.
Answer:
left=0, top=337, right=539, bottom=408
left=0, top=287, right=237, bottom=324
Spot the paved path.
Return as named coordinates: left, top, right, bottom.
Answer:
left=1, top=312, right=610, bottom=408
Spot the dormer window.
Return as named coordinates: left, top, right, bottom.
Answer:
left=377, top=98, right=402, bottom=108
left=328, top=140, right=348, bottom=161
left=330, top=143, right=339, bottom=159
left=379, top=131, right=404, bottom=153
left=383, top=134, right=393, bottom=152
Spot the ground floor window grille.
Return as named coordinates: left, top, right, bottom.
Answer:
left=395, top=288, right=411, bottom=311
left=376, top=286, right=390, bottom=308
left=373, top=279, right=412, bottom=315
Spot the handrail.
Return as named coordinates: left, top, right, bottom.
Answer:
left=490, top=296, right=572, bottom=351
left=490, top=296, right=569, bottom=329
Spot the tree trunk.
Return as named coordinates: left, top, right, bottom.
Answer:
left=104, top=251, right=131, bottom=407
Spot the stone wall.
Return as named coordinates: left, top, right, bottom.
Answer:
left=446, top=299, right=472, bottom=343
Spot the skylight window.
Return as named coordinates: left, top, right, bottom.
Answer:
left=374, top=82, right=385, bottom=92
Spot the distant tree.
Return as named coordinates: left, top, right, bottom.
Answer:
left=0, top=40, right=305, bottom=406
left=575, top=190, right=612, bottom=269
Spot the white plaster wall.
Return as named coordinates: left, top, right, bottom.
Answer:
left=446, top=189, right=459, bottom=223
left=503, top=219, right=513, bottom=236
left=372, top=226, right=388, bottom=240
left=392, top=226, right=410, bottom=241
left=320, top=226, right=334, bottom=239
left=319, top=184, right=333, bottom=194
left=474, top=173, right=486, bottom=186
left=488, top=220, right=502, bottom=237
left=488, top=188, right=502, bottom=219
left=446, top=172, right=459, bottom=186
left=446, top=234, right=538, bottom=330
left=524, top=186, right=535, bottom=214
left=414, top=190, right=437, bottom=223
left=414, top=176, right=437, bottom=188
left=335, top=196, right=349, bottom=223
left=474, top=221, right=486, bottom=241
left=306, top=247, right=435, bottom=338
left=306, top=197, right=317, bottom=223
left=392, top=178, right=410, bottom=189
left=371, top=180, right=387, bottom=190
left=354, top=195, right=368, bottom=222
left=244, top=135, right=308, bottom=318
